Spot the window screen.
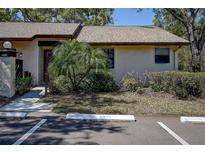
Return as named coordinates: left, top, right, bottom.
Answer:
left=155, top=48, right=170, bottom=64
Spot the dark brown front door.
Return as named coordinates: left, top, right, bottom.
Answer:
left=16, top=59, right=23, bottom=78
left=44, top=50, right=52, bottom=82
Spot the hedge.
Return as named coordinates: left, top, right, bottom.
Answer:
left=145, top=71, right=205, bottom=98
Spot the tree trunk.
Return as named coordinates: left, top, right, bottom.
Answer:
left=188, top=24, right=202, bottom=72
left=190, top=44, right=202, bottom=72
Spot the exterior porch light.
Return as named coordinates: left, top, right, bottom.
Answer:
left=0, top=41, right=16, bottom=57
left=3, top=41, right=13, bottom=49
left=19, top=52, right=23, bottom=57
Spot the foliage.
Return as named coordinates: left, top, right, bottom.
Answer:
left=48, top=40, right=108, bottom=91
left=15, top=77, right=32, bottom=95
left=177, top=47, right=192, bottom=71
left=153, top=9, right=187, bottom=37
left=48, top=75, right=71, bottom=94
left=0, top=8, right=19, bottom=22
left=146, top=71, right=205, bottom=99
left=121, top=78, right=139, bottom=92
left=121, top=72, right=140, bottom=92
left=0, top=8, right=113, bottom=25
left=152, top=8, right=205, bottom=72
left=84, top=72, right=118, bottom=92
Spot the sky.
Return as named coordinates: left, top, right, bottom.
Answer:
left=112, top=8, right=154, bottom=26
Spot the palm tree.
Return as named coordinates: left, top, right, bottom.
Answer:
left=48, top=39, right=108, bottom=91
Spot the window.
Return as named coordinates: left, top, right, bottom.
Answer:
left=155, top=48, right=170, bottom=64
left=102, top=48, right=114, bottom=68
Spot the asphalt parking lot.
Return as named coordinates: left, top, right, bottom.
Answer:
left=0, top=116, right=205, bottom=145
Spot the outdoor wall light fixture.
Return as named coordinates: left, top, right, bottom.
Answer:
left=19, top=52, right=23, bottom=57
left=3, top=41, right=13, bottom=49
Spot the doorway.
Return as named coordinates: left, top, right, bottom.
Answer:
left=43, top=50, right=52, bottom=82
left=16, top=59, right=23, bottom=78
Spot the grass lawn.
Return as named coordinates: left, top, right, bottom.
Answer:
left=38, top=89, right=205, bottom=116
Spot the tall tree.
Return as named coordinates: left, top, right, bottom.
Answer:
left=0, top=8, right=113, bottom=25
left=0, top=9, right=20, bottom=22
left=153, top=9, right=205, bottom=72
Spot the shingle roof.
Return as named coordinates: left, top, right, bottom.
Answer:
left=0, top=23, right=189, bottom=45
left=77, top=26, right=189, bottom=45
left=0, top=22, right=80, bottom=40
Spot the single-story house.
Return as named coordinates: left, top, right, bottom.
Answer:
left=0, top=22, right=189, bottom=97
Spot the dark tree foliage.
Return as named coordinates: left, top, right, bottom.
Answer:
left=153, top=9, right=205, bottom=72
left=0, top=8, right=113, bottom=25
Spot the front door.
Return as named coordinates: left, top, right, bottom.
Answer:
left=16, top=59, right=23, bottom=78
left=44, top=50, right=52, bottom=82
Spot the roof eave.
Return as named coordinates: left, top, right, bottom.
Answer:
left=0, top=34, right=73, bottom=41
left=87, top=42, right=190, bottom=46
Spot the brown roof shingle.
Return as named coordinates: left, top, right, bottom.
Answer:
left=77, top=26, right=189, bottom=45
left=0, top=22, right=80, bottom=40
left=0, top=23, right=189, bottom=45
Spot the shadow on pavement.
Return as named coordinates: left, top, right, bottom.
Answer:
left=22, top=119, right=127, bottom=145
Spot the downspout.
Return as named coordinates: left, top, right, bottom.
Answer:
left=173, top=45, right=182, bottom=70
left=173, top=51, right=176, bottom=70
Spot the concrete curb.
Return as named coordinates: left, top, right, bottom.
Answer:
left=0, top=112, right=28, bottom=118
left=0, top=111, right=63, bottom=119
left=65, top=114, right=136, bottom=121
left=181, top=116, right=205, bottom=123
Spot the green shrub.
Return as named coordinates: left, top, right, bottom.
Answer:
left=175, top=77, right=189, bottom=98
left=146, top=71, right=205, bottom=98
left=120, top=72, right=142, bottom=92
left=121, top=78, right=139, bottom=92
left=15, top=77, right=32, bottom=94
left=86, top=72, right=118, bottom=92
left=48, top=75, right=71, bottom=94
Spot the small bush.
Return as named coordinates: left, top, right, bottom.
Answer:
left=121, top=78, right=139, bottom=92
left=137, top=88, right=144, bottom=94
left=175, top=77, right=189, bottom=98
left=15, top=77, right=32, bottom=94
left=121, top=72, right=141, bottom=92
left=146, top=71, right=205, bottom=99
left=86, top=72, right=118, bottom=92
left=48, top=75, right=71, bottom=94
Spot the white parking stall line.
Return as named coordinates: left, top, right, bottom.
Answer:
left=13, top=119, right=47, bottom=145
left=157, top=122, right=189, bottom=145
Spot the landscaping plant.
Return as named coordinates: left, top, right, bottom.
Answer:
left=48, top=40, right=108, bottom=91
left=146, top=71, right=205, bottom=99
left=15, top=77, right=32, bottom=94
left=86, top=71, right=118, bottom=92
left=121, top=72, right=140, bottom=92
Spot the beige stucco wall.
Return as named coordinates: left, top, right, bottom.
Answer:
left=0, top=38, right=66, bottom=86
left=0, top=41, right=179, bottom=86
left=110, top=46, right=178, bottom=82
left=4, top=40, right=40, bottom=85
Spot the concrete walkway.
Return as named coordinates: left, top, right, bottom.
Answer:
left=0, top=87, right=56, bottom=112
